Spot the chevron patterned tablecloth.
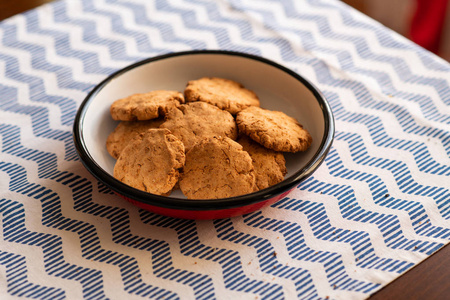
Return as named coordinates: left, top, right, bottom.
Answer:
left=1, top=0, right=450, bottom=299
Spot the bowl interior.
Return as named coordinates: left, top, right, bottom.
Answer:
left=80, top=52, right=328, bottom=200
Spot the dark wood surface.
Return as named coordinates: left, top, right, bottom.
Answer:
left=369, top=243, right=450, bottom=299
left=0, top=0, right=53, bottom=21
left=1, top=0, right=449, bottom=299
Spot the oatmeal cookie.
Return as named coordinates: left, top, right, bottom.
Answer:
left=180, top=136, right=256, bottom=199
left=113, top=128, right=185, bottom=196
left=236, top=106, right=312, bottom=152
left=110, top=90, right=184, bottom=121
left=160, top=102, right=238, bottom=152
left=106, top=118, right=164, bottom=159
left=184, top=77, right=260, bottom=114
left=238, top=135, right=287, bottom=190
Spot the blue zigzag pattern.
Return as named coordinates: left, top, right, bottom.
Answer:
left=274, top=0, right=450, bottom=85
left=149, top=0, right=450, bottom=155
left=74, top=195, right=216, bottom=299
left=216, top=215, right=381, bottom=295
left=0, top=199, right=65, bottom=300
left=53, top=0, right=145, bottom=63
left=214, top=217, right=320, bottom=299
left=140, top=212, right=285, bottom=299
left=333, top=131, right=450, bottom=219
left=242, top=211, right=380, bottom=293
left=227, top=0, right=450, bottom=120
left=195, top=0, right=450, bottom=153
left=108, top=0, right=206, bottom=51
left=1, top=0, right=450, bottom=299
left=4, top=0, right=449, bottom=153
left=0, top=166, right=108, bottom=299
left=50, top=172, right=181, bottom=300
left=311, top=0, right=450, bottom=73
left=114, top=0, right=260, bottom=54
left=271, top=196, right=421, bottom=268
left=298, top=171, right=447, bottom=247
left=294, top=131, right=450, bottom=244
left=0, top=124, right=221, bottom=299
left=0, top=251, right=64, bottom=300
left=0, top=78, right=77, bottom=162
left=1, top=21, right=90, bottom=120
left=326, top=90, right=450, bottom=174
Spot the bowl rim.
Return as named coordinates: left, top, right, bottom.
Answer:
left=73, top=49, right=335, bottom=211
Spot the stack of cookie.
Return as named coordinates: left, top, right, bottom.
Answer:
left=106, top=77, right=312, bottom=199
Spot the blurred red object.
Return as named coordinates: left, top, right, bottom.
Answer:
left=410, top=0, right=449, bottom=53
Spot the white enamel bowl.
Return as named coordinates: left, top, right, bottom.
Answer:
left=73, top=50, right=334, bottom=219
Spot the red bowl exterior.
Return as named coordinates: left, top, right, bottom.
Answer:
left=116, top=188, right=293, bottom=219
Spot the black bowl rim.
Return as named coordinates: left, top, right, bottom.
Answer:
left=73, top=49, right=335, bottom=211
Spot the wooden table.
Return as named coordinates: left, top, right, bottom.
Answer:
left=370, top=245, right=450, bottom=299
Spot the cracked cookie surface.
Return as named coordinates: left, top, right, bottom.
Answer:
left=238, top=135, right=287, bottom=190
left=180, top=136, right=256, bottom=199
left=236, top=106, right=312, bottom=152
left=110, top=90, right=184, bottom=121
left=106, top=118, right=164, bottom=159
left=113, top=128, right=185, bottom=196
left=160, top=102, right=238, bottom=152
left=184, top=77, right=260, bottom=115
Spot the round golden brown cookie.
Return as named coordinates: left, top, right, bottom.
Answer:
left=160, top=102, right=238, bottom=152
left=180, top=136, right=256, bottom=199
left=110, top=90, right=184, bottom=121
left=236, top=106, right=312, bottom=152
left=113, top=128, right=185, bottom=196
left=106, top=118, right=164, bottom=159
left=237, top=135, right=287, bottom=190
left=184, top=77, right=260, bottom=115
